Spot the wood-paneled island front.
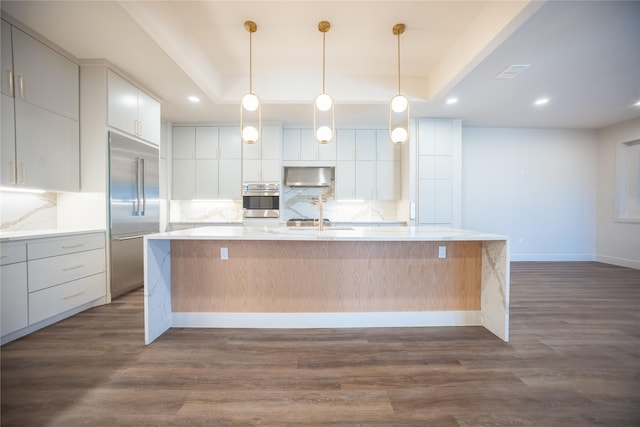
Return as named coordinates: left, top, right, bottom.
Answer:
left=144, top=226, right=509, bottom=344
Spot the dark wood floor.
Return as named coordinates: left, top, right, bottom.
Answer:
left=1, top=262, right=639, bottom=426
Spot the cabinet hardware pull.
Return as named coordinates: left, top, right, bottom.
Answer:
left=63, top=290, right=85, bottom=300
left=0, top=255, right=8, bottom=259
left=138, top=121, right=142, bottom=137
left=18, top=75, right=24, bottom=98
left=62, top=244, right=84, bottom=249
left=7, top=71, right=13, bottom=97
left=9, top=160, right=16, bottom=184
left=63, top=264, right=84, bottom=271
left=19, top=163, right=25, bottom=184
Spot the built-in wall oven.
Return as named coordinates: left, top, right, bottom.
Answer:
left=242, top=183, right=280, bottom=218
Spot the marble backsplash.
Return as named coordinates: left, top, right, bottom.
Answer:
left=0, top=191, right=57, bottom=231
left=282, top=186, right=398, bottom=222
left=169, top=200, right=243, bottom=223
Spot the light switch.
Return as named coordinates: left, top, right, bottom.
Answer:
left=220, top=247, right=228, bottom=260
left=438, top=246, right=446, bottom=259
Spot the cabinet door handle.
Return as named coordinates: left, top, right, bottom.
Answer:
left=19, top=163, right=25, bottom=184
left=63, top=290, right=85, bottom=300
left=62, top=243, right=84, bottom=249
left=9, top=160, right=16, bottom=184
left=7, top=71, right=13, bottom=97
left=63, top=264, right=85, bottom=271
left=138, top=121, right=142, bottom=137
left=17, top=75, right=24, bottom=98
left=0, top=255, right=8, bottom=259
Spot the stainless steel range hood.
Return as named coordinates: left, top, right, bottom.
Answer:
left=284, top=167, right=333, bottom=187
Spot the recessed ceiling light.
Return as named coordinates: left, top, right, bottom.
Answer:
left=445, top=97, right=458, bottom=105
left=188, top=96, right=200, bottom=103
left=534, top=97, right=550, bottom=106
left=634, top=99, right=640, bottom=107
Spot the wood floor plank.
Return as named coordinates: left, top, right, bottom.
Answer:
left=1, top=261, right=639, bottom=426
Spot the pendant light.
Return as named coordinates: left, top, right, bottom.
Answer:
left=389, top=23, right=409, bottom=145
left=314, top=20, right=335, bottom=144
left=240, top=20, right=261, bottom=144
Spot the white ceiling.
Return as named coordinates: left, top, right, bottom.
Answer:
left=2, top=1, right=639, bottom=129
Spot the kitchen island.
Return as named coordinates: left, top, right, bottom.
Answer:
left=144, top=226, right=509, bottom=344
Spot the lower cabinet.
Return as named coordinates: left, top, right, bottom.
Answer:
left=0, top=232, right=107, bottom=344
left=0, top=243, right=28, bottom=336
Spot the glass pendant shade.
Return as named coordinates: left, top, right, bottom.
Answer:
left=240, top=21, right=261, bottom=144
left=242, top=125, right=259, bottom=144
left=315, top=93, right=333, bottom=111
left=391, top=94, right=408, bottom=113
left=242, top=93, right=260, bottom=111
left=316, top=126, right=333, bottom=144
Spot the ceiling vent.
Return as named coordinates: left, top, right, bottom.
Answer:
left=494, top=64, right=531, bottom=79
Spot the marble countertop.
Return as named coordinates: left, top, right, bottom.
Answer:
left=0, top=228, right=106, bottom=242
left=146, top=225, right=509, bottom=242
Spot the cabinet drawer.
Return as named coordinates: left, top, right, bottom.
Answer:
left=28, top=248, right=105, bottom=292
left=29, top=272, right=106, bottom=325
left=0, top=243, right=27, bottom=265
left=28, top=233, right=105, bottom=260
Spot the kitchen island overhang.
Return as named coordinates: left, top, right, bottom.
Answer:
left=144, top=226, right=510, bottom=344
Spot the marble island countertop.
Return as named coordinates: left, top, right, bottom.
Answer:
left=146, top=225, right=509, bottom=242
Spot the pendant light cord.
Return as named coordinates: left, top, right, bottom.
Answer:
left=249, top=30, right=253, bottom=93
left=322, top=30, right=326, bottom=94
left=397, top=31, right=401, bottom=95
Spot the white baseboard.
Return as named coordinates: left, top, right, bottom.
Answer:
left=510, top=253, right=596, bottom=262
left=172, top=311, right=482, bottom=329
left=596, top=255, right=640, bottom=270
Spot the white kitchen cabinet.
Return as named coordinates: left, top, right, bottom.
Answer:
left=335, top=129, right=400, bottom=201
left=26, top=233, right=106, bottom=326
left=376, top=129, right=400, bottom=161
left=335, top=160, right=356, bottom=199
left=1, top=20, right=12, bottom=97
left=416, top=119, right=461, bottom=226
left=376, top=160, right=400, bottom=200
left=1, top=232, right=107, bottom=344
left=355, top=129, right=376, bottom=161
left=11, top=26, right=79, bottom=120
left=196, top=126, right=219, bottom=159
left=242, top=125, right=282, bottom=183
left=282, top=128, right=335, bottom=165
left=0, top=243, right=28, bottom=337
left=336, top=129, right=356, bottom=161
left=1, top=20, right=80, bottom=191
left=355, top=160, right=376, bottom=200
left=107, top=70, right=160, bottom=145
left=172, top=126, right=242, bottom=200
left=195, top=159, right=219, bottom=199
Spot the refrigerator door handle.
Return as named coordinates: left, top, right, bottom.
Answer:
left=140, top=158, right=146, bottom=216
left=114, top=235, right=145, bottom=241
left=134, top=157, right=141, bottom=216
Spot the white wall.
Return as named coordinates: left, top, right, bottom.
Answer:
left=462, top=127, right=598, bottom=261
left=596, top=117, right=640, bottom=269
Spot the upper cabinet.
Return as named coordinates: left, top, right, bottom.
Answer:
left=172, top=126, right=242, bottom=200
left=107, top=70, right=160, bottom=146
left=282, top=128, right=336, bottom=166
left=1, top=20, right=79, bottom=192
left=335, top=129, right=400, bottom=201
left=242, top=125, right=282, bottom=183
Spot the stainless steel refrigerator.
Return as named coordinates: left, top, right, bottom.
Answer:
left=108, top=131, right=160, bottom=298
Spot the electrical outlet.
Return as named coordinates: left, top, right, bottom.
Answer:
left=220, top=247, right=228, bottom=260
left=438, top=246, right=446, bottom=259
